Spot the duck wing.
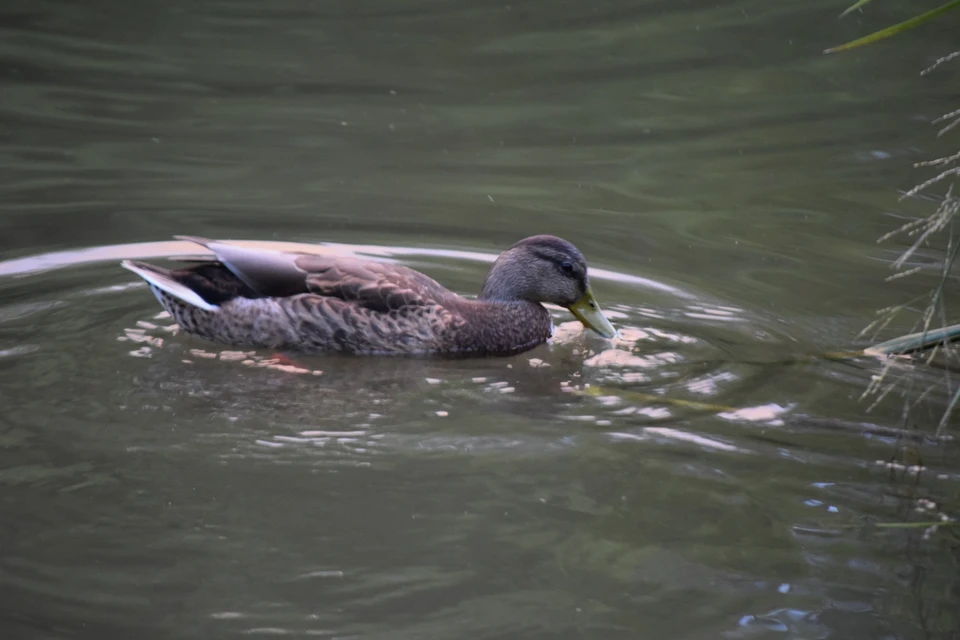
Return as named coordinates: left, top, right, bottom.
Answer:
left=296, top=255, right=450, bottom=313
left=176, top=236, right=452, bottom=313
left=174, top=236, right=311, bottom=298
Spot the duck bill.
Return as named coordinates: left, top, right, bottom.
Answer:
left=567, top=288, right=618, bottom=339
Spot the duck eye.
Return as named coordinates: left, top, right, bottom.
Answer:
left=559, top=261, right=575, bottom=275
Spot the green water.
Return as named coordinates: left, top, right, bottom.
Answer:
left=2, top=0, right=959, bottom=638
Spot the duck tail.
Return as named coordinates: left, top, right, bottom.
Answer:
left=121, top=260, right=220, bottom=312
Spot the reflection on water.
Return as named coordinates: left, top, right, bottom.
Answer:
left=2, top=0, right=960, bottom=638
left=0, top=237, right=692, bottom=298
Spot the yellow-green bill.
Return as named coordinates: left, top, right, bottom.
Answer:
left=567, top=287, right=618, bottom=339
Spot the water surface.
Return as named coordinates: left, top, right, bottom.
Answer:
left=2, top=1, right=960, bottom=638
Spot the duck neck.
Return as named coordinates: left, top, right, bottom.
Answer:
left=453, top=298, right=553, bottom=355
left=479, top=252, right=534, bottom=302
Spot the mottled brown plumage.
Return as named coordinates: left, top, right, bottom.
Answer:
left=121, top=235, right=617, bottom=356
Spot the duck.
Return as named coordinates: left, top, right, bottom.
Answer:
left=120, top=234, right=617, bottom=356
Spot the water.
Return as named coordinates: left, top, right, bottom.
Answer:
left=2, top=0, right=959, bottom=638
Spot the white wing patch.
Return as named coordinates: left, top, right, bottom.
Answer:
left=121, top=260, right=220, bottom=312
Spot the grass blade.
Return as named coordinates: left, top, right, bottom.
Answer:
left=841, top=0, right=878, bottom=18
left=874, top=521, right=956, bottom=528
left=865, top=322, right=960, bottom=356
left=938, top=383, right=960, bottom=434
left=825, top=0, right=960, bottom=53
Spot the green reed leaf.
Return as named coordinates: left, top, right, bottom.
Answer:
left=841, top=0, right=878, bottom=18
left=874, top=521, right=956, bottom=528
left=825, top=0, right=960, bottom=53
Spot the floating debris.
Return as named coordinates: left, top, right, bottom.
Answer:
left=718, top=403, right=789, bottom=426
left=876, top=460, right=927, bottom=474
left=269, top=364, right=311, bottom=375
left=123, top=328, right=152, bottom=343
left=300, top=430, right=368, bottom=438
left=611, top=327, right=651, bottom=345
left=113, top=321, right=348, bottom=379
left=643, top=427, right=749, bottom=454
left=584, top=349, right=673, bottom=368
